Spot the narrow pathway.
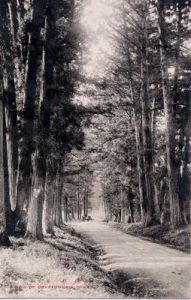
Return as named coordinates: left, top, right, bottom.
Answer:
left=72, top=221, right=190, bottom=298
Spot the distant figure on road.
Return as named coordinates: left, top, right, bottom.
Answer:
left=82, top=216, right=92, bottom=221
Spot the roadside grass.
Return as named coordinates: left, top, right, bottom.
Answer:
left=109, top=222, right=190, bottom=253
left=0, top=225, right=123, bottom=298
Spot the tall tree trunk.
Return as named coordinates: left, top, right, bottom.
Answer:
left=141, top=72, right=157, bottom=226
left=71, top=200, right=75, bottom=220
left=109, top=206, right=113, bottom=221
left=54, top=172, right=63, bottom=227
left=171, top=2, right=189, bottom=225
left=83, top=193, right=87, bottom=218
left=157, top=0, right=182, bottom=228
left=25, top=149, right=45, bottom=240
left=132, top=109, right=145, bottom=221
left=86, top=190, right=89, bottom=217
left=77, top=187, right=81, bottom=220
left=118, top=209, right=122, bottom=223
left=16, top=0, right=48, bottom=222
left=140, top=10, right=159, bottom=226
left=43, top=171, right=55, bottom=235
left=0, top=0, right=21, bottom=232
left=4, top=79, right=18, bottom=212
left=0, top=81, right=10, bottom=246
left=6, top=1, right=31, bottom=222
left=103, top=198, right=109, bottom=221
left=25, top=0, right=55, bottom=239
left=121, top=206, right=126, bottom=223
left=128, top=187, right=135, bottom=223
left=151, top=97, right=161, bottom=221
left=128, top=47, right=145, bottom=222
left=64, top=195, right=68, bottom=223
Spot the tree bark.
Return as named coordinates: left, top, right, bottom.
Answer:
left=132, top=109, right=145, bottom=221
left=64, top=195, right=68, bottom=223
left=25, top=150, right=45, bottom=240
left=128, top=187, right=135, bottom=223
left=77, top=189, right=81, bottom=220
left=4, top=79, right=18, bottom=212
left=128, top=47, right=145, bottom=223
left=43, top=172, right=55, bottom=235
left=157, top=0, right=182, bottom=228
left=151, top=97, right=161, bottom=221
left=54, top=172, right=63, bottom=227
left=0, top=0, right=21, bottom=232
left=0, top=81, right=10, bottom=246
left=16, top=0, right=48, bottom=221
left=140, top=9, right=159, bottom=226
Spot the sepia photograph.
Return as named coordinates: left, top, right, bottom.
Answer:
left=0, top=0, right=190, bottom=298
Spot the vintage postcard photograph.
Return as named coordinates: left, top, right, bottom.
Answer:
left=0, top=0, right=190, bottom=298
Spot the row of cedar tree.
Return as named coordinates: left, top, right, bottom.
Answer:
left=99, top=0, right=190, bottom=228
left=0, top=0, right=190, bottom=246
left=0, top=0, right=86, bottom=245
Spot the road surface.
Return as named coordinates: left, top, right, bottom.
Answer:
left=72, top=221, right=190, bottom=298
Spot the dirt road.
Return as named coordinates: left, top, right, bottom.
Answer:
left=72, top=221, right=190, bottom=298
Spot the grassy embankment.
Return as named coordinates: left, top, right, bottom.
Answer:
left=0, top=225, right=123, bottom=298
left=109, top=222, right=190, bottom=253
